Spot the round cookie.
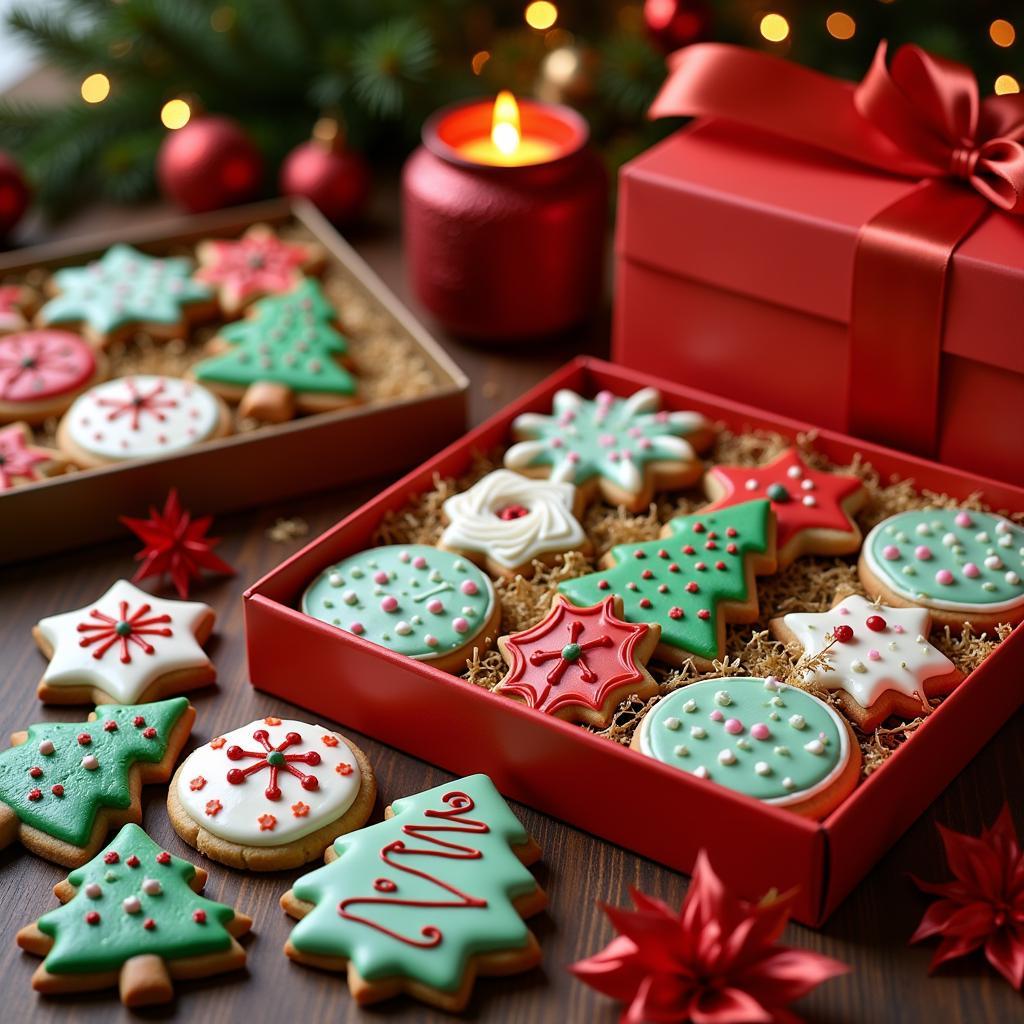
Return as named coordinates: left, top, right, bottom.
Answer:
left=168, top=717, right=376, bottom=871
left=57, top=374, right=231, bottom=468
left=859, top=509, right=1024, bottom=631
left=0, top=329, right=106, bottom=424
left=302, top=545, right=500, bottom=673
left=632, top=677, right=861, bottom=818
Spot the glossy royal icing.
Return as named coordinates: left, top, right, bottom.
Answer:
left=0, top=330, right=95, bottom=404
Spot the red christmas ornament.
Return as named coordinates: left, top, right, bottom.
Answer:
left=910, top=804, right=1024, bottom=989
left=279, top=119, right=370, bottom=224
left=0, top=150, right=30, bottom=236
left=643, top=0, right=712, bottom=53
left=570, top=850, right=850, bottom=1023
left=121, top=488, right=234, bottom=599
left=157, top=115, right=262, bottom=213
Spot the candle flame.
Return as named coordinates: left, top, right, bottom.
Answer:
left=491, top=90, right=521, bottom=156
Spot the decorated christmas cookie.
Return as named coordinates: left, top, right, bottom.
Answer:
left=57, top=373, right=231, bottom=468
left=504, top=387, right=714, bottom=512
left=0, top=420, right=68, bottom=491
left=195, top=224, right=325, bottom=317
left=496, top=595, right=660, bottom=726
left=16, top=823, right=251, bottom=1007
left=632, top=677, right=860, bottom=818
left=302, top=544, right=501, bottom=673
left=38, top=244, right=217, bottom=347
left=439, top=468, right=588, bottom=578
left=558, top=500, right=777, bottom=669
left=0, top=329, right=106, bottom=424
left=859, top=509, right=1024, bottom=631
left=0, top=283, right=39, bottom=333
left=190, top=278, right=357, bottom=423
left=168, top=717, right=376, bottom=870
left=770, top=594, right=962, bottom=730
left=704, top=448, right=866, bottom=569
left=281, top=773, right=546, bottom=1011
left=0, top=698, right=194, bottom=866
left=33, top=578, right=217, bottom=705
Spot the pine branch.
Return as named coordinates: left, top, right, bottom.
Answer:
left=6, top=4, right=106, bottom=73
left=350, top=18, right=436, bottom=120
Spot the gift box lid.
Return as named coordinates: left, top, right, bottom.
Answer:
left=617, top=120, right=1024, bottom=375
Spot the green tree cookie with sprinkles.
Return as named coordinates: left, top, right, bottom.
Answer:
left=859, top=509, right=1024, bottom=632
left=0, top=698, right=194, bottom=866
left=191, top=277, right=358, bottom=423
left=17, top=823, right=251, bottom=1007
left=281, top=773, right=547, bottom=1012
left=38, top=244, right=216, bottom=347
left=558, top=500, right=777, bottom=668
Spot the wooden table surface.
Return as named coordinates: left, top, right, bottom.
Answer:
left=0, top=191, right=1021, bottom=1024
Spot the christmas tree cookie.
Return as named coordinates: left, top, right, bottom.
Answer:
left=17, top=823, right=251, bottom=1007
left=190, top=277, right=358, bottom=423
left=504, top=387, right=714, bottom=512
left=0, top=698, right=194, bottom=866
left=496, top=595, right=660, bottom=726
left=281, top=774, right=546, bottom=1011
left=33, top=578, right=217, bottom=705
left=859, top=508, right=1024, bottom=631
left=558, top=500, right=778, bottom=669
left=38, top=244, right=217, bottom=347
left=168, top=716, right=376, bottom=870
left=195, top=224, right=325, bottom=317
left=703, top=448, right=866, bottom=569
left=0, top=421, right=68, bottom=491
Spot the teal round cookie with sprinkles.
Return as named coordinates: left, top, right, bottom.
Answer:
left=859, top=509, right=1024, bottom=629
left=632, top=677, right=859, bottom=817
left=301, top=545, right=499, bottom=669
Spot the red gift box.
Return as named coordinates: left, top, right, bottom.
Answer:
left=613, top=44, right=1024, bottom=487
left=244, top=356, right=1024, bottom=926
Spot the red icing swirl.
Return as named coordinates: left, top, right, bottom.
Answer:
left=0, top=330, right=94, bottom=402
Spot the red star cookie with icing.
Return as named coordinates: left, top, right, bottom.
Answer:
left=496, top=595, right=661, bottom=726
left=0, top=421, right=68, bottom=491
left=704, top=449, right=866, bottom=569
left=195, top=225, right=325, bottom=317
left=0, top=284, right=39, bottom=333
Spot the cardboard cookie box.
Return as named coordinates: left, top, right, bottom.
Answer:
left=244, top=356, right=1024, bottom=926
left=0, top=198, right=468, bottom=563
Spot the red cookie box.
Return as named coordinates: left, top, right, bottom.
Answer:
left=613, top=120, right=1024, bottom=487
left=244, top=356, right=1024, bottom=927
left=0, top=198, right=468, bottom=564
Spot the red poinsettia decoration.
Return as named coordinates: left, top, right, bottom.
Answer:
left=570, top=850, right=849, bottom=1023
left=910, top=804, right=1024, bottom=989
left=121, top=489, right=234, bottom=598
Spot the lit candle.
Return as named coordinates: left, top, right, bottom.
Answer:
left=456, top=91, right=560, bottom=167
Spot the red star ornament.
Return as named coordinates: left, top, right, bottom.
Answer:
left=121, top=488, right=234, bottom=599
left=704, top=449, right=866, bottom=569
left=570, top=849, right=850, bottom=1024
left=910, top=804, right=1024, bottom=989
left=495, top=595, right=660, bottom=727
left=0, top=422, right=66, bottom=491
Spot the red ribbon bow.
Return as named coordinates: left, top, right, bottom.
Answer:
left=650, top=43, right=1024, bottom=454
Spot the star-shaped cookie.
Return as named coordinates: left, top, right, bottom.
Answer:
left=439, top=469, right=588, bottom=577
left=770, top=593, right=963, bottom=731
left=33, top=579, right=217, bottom=705
left=0, top=421, right=67, bottom=491
left=704, top=448, right=866, bottom=569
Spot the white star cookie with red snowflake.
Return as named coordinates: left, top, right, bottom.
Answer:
left=167, top=717, right=376, bottom=870
left=33, top=579, right=217, bottom=706
left=770, top=593, right=963, bottom=731
left=440, top=469, right=588, bottom=577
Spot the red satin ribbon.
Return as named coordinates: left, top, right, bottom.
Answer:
left=649, top=42, right=1024, bottom=455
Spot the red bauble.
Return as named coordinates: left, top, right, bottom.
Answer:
left=280, top=137, right=370, bottom=225
left=643, top=0, right=711, bottom=53
left=0, top=150, right=30, bottom=237
left=157, top=115, right=262, bottom=213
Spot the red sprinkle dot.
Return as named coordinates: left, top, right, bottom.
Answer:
left=866, top=615, right=887, bottom=632
left=833, top=624, right=854, bottom=643
left=715, top=561, right=727, bottom=570
left=103, top=720, right=118, bottom=732
left=697, top=609, right=711, bottom=620
left=77, top=733, right=92, bottom=746
left=693, top=522, right=705, bottom=533
left=633, top=549, right=646, bottom=559
left=641, top=569, right=654, bottom=579
left=668, top=563, right=680, bottom=573
left=51, top=784, right=64, bottom=797
left=156, top=851, right=171, bottom=865
left=695, top=562, right=707, bottom=571
left=657, top=549, right=669, bottom=559
left=144, top=918, right=156, bottom=930
left=726, top=527, right=738, bottom=537
left=686, top=581, right=699, bottom=593
left=126, top=855, right=140, bottom=867
left=638, top=598, right=652, bottom=609
left=726, top=543, right=738, bottom=555
left=133, top=716, right=145, bottom=728
left=85, top=911, right=101, bottom=925
left=668, top=607, right=684, bottom=619
left=682, top=545, right=696, bottom=556
left=142, top=727, right=157, bottom=739
left=598, top=580, right=610, bottom=590
left=104, top=852, right=120, bottom=864
left=29, top=766, right=42, bottom=778
left=27, top=788, right=42, bottom=801
left=193, top=909, right=207, bottom=924
left=705, top=541, right=717, bottom=550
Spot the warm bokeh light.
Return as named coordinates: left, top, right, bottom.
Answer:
left=760, top=13, right=790, bottom=43
left=80, top=73, right=110, bottom=104
left=990, top=19, right=1016, bottom=47
left=525, top=2, right=558, bottom=31
left=471, top=50, right=490, bottom=75
left=160, top=98, right=192, bottom=129
left=995, top=73, right=1021, bottom=94
left=491, top=90, right=521, bottom=156
left=826, top=12, right=856, bottom=40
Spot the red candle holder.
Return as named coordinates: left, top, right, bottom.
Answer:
left=402, top=96, right=608, bottom=342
